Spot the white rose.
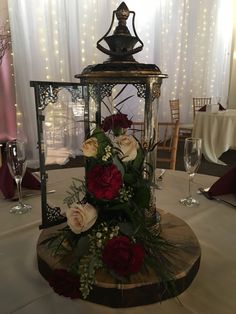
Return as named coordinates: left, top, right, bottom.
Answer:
left=66, top=203, right=97, bottom=234
left=115, top=135, right=139, bottom=162
left=82, top=137, right=98, bottom=157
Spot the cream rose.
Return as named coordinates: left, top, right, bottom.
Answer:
left=66, top=203, right=97, bottom=234
left=115, top=135, right=139, bottom=162
left=82, top=137, right=98, bottom=157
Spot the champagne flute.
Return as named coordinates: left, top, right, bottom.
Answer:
left=6, top=140, right=32, bottom=214
left=180, top=138, right=202, bottom=207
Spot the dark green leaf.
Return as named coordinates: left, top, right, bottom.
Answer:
left=113, top=84, right=128, bottom=100
left=113, top=155, right=125, bottom=177
left=115, top=95, right=134, bottom=108
left=118, top=222, right=134, bottom=236
left=133, top=184, right=151, bottom=208
left=132, top=148, right=144, bottom=170
left=74, top=235, right=89, bottom=258
left=123, top=172, right=137, bottom=185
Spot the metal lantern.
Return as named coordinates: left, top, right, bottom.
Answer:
left=31, top=2, right=167, bottom=229
left=76, top=2, right=167, bottom=227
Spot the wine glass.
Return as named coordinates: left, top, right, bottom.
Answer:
left=180, top=138, right=202, bottom=207
left=6, top=140, right=32, bottom=214
left=156, top=168, right=166, bottom=189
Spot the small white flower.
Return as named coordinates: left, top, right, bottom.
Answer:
left=105, top=145, right=111, bottom=152
left=96, top=232, right=102, bottom=238
left=97, top=240, right=102, bottom=248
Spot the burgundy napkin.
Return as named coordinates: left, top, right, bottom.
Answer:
left=208, top=166, right=236, bottom=197
left=218, top=104, right=226, bottom=111
left=0, top=160, right=41, bottom=199
left=22, top=170, right=41, bottom=190
left=0, top=161, right=14, bottom=198
left=198, top=105, right=207, bottom=112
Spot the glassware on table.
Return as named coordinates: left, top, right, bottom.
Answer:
left=180, top=138, right=202, bottom=207
left=156, top=168, right=166, bottom=189
left=6, top=140, right=32, bottom=214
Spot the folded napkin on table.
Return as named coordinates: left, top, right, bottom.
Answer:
left=198, top=105, right=207, bottom=112
left=208, top=166, right=236, bottom=197
left=198, top=104, right=226, bottom=112
left=0, top=161, right=41, bottom=199
left=218, top=104, right=226, bottom=111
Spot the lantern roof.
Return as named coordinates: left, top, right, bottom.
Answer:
left=75, top=2, right=167, bottom=81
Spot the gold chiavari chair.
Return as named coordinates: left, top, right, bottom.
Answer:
left=193, top=97, right=211, bottom=118
left=169, top=99, right=193, bottom=138
left=157, top=121, right=180, bottom=170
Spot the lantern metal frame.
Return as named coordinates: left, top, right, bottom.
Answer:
left=30, top=81, right=87, bottom=229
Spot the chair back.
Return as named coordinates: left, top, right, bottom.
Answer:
left=193, top=97, right=211, bottom=118
left=130, top=120, right=179, bottom=169
left=157, top=121, right=180, bottom=170
left=169, top=99, right=180, bottom=123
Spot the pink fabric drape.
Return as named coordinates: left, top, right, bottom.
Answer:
left=0, top=49, right=16, bottom=142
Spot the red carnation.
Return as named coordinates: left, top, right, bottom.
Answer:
left=87, top=164, right=122, bottom=200
left=102, top=236, right=145, bottom=276
left=101, top=113, right=132, bottom=133
left=48, top=269, right=81, bottom=299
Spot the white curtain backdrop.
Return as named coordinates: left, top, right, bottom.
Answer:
left=8, top=0, right=233, bottom=167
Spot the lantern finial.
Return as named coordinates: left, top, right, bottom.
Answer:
left=96, top=2, right=143, bottom=62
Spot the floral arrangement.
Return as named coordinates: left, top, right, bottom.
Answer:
left=44, top=112, right=174, bottom=300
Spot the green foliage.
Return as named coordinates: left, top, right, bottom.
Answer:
left=113, top=154, right=125, bottom=177
left=63, top=178, right=85, bottom=206
left=43, top=227, right=78, bottom=258
left=133, top=180, right=151, bottom=209
left=91, top=127, right=112, bottom=160
left=74, top=222, right=120, bottom=298
left=47, top=111, right=178, bottom=301
left=132, top=147, right=144, bottom=170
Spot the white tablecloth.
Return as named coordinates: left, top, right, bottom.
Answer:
left=192, top=109, right=236, bottom=165
left=0, top=168, right=236, bottom=314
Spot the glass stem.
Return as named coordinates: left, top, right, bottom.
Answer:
left=15, top=176, right=23, bottom=205
left=188, top=173, right=195, bottom=199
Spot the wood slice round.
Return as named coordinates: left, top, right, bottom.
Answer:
left=37, top=210, right=201, bottom=308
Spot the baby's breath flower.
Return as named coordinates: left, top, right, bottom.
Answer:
left=119, top=186, right=133, bottom=202
left=105, top=145, right=112, bottom=152
left=101, top=145, right=113, bottom=162
left=97, top=240, right=102, bottom=247
left=96, top=232, right=102, bottom=238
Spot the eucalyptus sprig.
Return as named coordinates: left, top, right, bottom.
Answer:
left=63, top=178, right=86, bottom=206
left=71, top=222, right=120, bottom=298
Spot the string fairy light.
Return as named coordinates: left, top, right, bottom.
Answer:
left=6, top=0, right=234, bottom=139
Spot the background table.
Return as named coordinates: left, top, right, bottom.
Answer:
left=192, top=109, right=236, bottom=165
left=0, top=168, right=236, bottom=313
